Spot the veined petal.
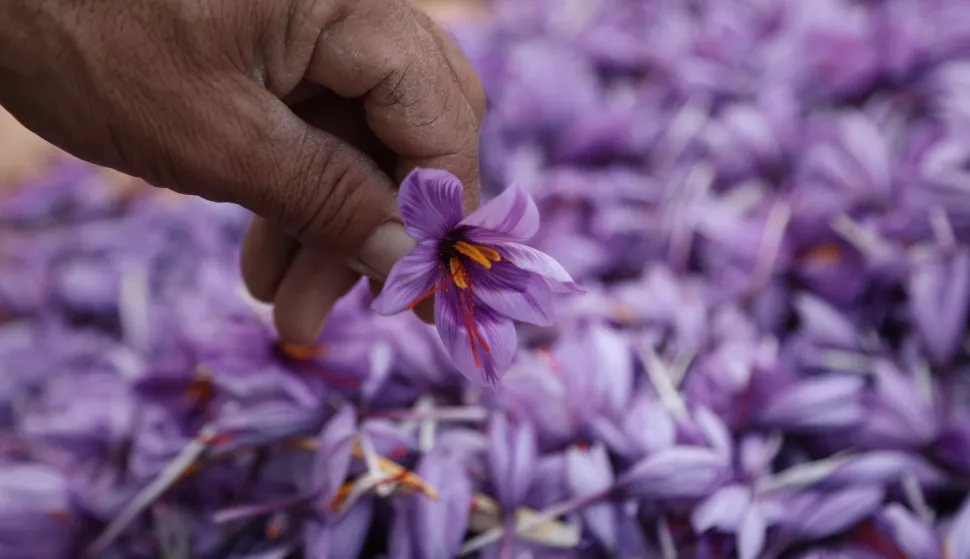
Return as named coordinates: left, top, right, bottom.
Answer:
left=435, top=290, right=517, bottom=387
left=493, top=242, right=584, bottom=293
left=398, top=169, right=466, bottom=241
left=470, top=262, right=555, bottom=326
left=371, top=242, right=440, bottom=316
left=459, top=183, right=540, bottom=241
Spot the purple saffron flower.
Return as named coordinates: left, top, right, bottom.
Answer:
left=371, top=169, right=583, bottom=386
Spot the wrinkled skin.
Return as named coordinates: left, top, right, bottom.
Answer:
left=0, top=0, right=485, bottom=342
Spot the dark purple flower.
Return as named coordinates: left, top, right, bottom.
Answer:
left=372, top=169, right=583, bottom=386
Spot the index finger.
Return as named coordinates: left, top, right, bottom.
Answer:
left=296, top=0, right=481, bottom=213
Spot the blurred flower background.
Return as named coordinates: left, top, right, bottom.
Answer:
left=3, top=0, right=970, bottom=557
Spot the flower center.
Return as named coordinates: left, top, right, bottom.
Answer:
left=406, top=240, right=502, bottom=369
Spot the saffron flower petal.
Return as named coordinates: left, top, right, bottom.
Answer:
left=398, top=169, right=466, bottom=241
left=459, top=183, right=540, bottom=242
left=494, top=243, right=585, bottom=293
left=371, top=241, right=440, bottom=315
left=436, top=287, right=518, bottom=387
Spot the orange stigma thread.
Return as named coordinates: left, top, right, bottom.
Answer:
left=407, top=242, right=500, bottom=369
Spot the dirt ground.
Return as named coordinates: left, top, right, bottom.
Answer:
left=0, top=0, right=484, bottom=187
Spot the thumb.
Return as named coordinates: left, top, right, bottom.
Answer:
left=192, top=91, right=415, bottom=281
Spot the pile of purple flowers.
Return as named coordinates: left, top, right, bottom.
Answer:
left=3, top=0, right=970, bottom=556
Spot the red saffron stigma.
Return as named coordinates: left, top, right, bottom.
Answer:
left=408, top=256, right=491, bottom=369
left=406, top=264, right=459, bottom=311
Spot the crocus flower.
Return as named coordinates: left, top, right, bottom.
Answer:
left=372, top=169, right=583, bottom=386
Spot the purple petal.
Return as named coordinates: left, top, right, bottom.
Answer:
left=493, top=243, right=585, bottom=293
left=794, top=293, right=860, bottom=349
left=693, top=406, right=733, bottom=458
left=874, top=504, right=942, bottom=559
left=947, top=494, right=970, bottom=559
left=618, top=447, right=728, bottom=500
left=692, top=484, right=751, bottom=533
left=415, top=453, right=473, bottom=559
left=398, top=169, right=466, bottom=241
left=329, top=498, right=374, bottom=559
left=471, top=261, right=555, bottom=327
left=794, top=487, right=885, bottom=540
left=823, top=452, right=945, bottom=488
left=371, top=242, right=440, bottom=316
left=459, top=184, right=540, bottom=242
left=566, top=444, right=616, bottom=549
left=435, top=290, right=517, bottom=387
left=312, top=406, right=358, bottom=503
left=487, top=414, right=537, bottom=511
left=738, top=506, right=767, bottom=559
left=757, top=375, right=865, bottom=432
left=908, top=248, right=970, bottom=364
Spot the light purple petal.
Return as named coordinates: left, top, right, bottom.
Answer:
left=329, top=498, right=374, bottom=559
left=435, top=289, right=517, bottom=387
left=471, top=262, right=555, bottom=326
left=313, top=406, right=358, bottom=503
left=415, top=454, right=472, bottom=559
left=908, top=248, right=970, bottom=364
left=758, top=375, right=865, bottom=431
left=947, top=495, right=970, bottom=559
left=459, top=183, right=540, bottom=241
left=398, top=169, right=466, bottom=241
left=566, top=444, right=616, bottom=550
left=693, top=406, right=733, bottom=458
left=619, top=447, right=728, bottom=499
left=795, top=487, right=885, bottom=540
left=371, top=242, right=440, bottom=316
left=738, top=506, right=767, bottom=559
left=487, top=414, right=537, bottom=510
left=692, top=484, right=751, bottom=533
left=493, top=243, right=585, bottom=293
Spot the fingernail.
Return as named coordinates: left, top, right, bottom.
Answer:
left=356, top=221, right=416, bottom=281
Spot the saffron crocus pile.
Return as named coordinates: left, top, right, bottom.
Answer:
left=3, top=0, right=970, bottom=556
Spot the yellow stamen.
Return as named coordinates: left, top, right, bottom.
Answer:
left=454, top=241, right=500, bottom=269
left=476, top=245, right=501, bottom=263
left=450, top=258, right=468, bottom=289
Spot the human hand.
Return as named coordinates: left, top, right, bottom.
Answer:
left=0, top=0, right=485, bottom=344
